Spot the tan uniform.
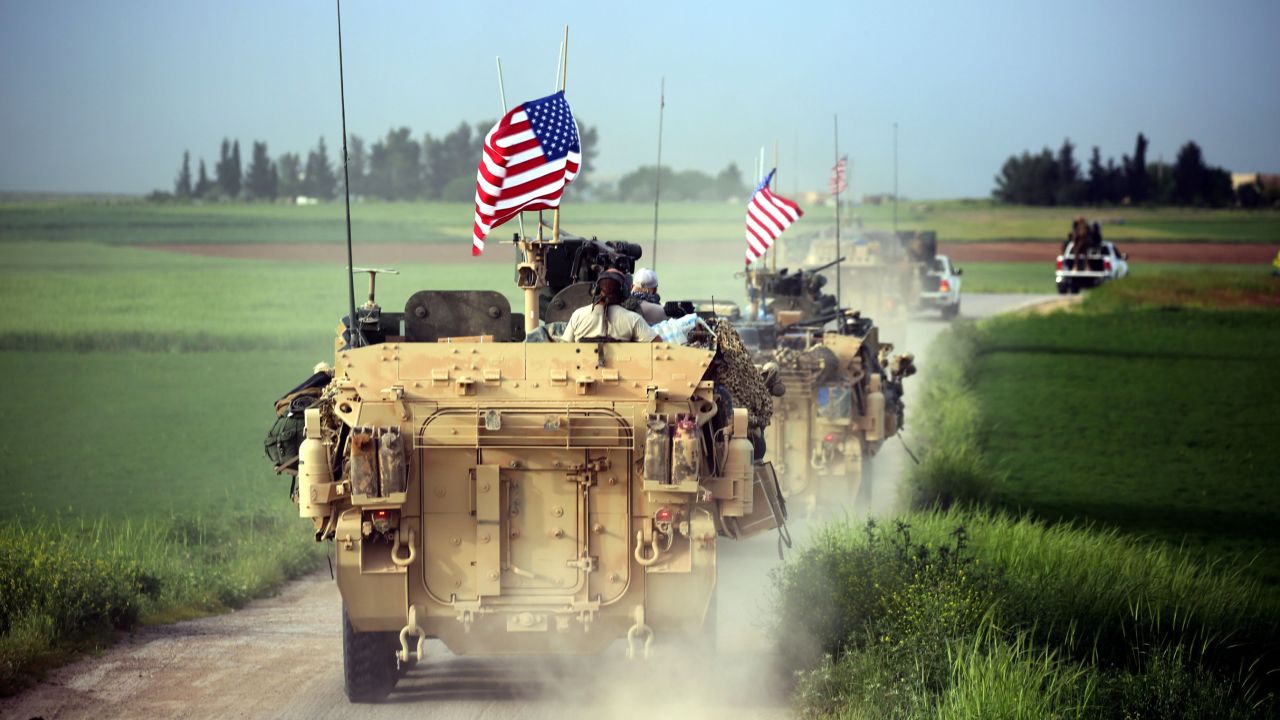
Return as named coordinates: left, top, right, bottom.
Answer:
left=561, top=304, right=657, bottom=342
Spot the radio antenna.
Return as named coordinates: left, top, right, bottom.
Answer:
left=336, top=0, right=363, bottom=348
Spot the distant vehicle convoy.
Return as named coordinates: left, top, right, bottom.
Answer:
left=1055, top=240, right=1129, bottom=294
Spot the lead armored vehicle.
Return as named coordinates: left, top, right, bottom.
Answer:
left=267, top=231, right=786, bottom=702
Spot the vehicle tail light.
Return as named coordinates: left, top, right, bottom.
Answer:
left=654, top=507, right=674, bottom=524
left=1056, top=259, right=1063, bottom=271
left=824, top=433, right=835, bottom=443
left=939, top=279, right=951, bottom=292
left=369, top=509, right=397, bottom=535
left=1104, top=259, right=1112, bottom=271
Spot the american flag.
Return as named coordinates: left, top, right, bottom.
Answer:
left=745, top=169, right=804, bottom=265
left=830, top=154, right=848, bottom=195
left=472, top=90, right=581, bottom=256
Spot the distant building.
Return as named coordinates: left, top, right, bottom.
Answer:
left=1231, top=173, right=1280, bottom=192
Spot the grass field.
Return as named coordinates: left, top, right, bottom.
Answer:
left=2, top=198, right=1278, bottom=246
left=974, top=289, right=1280, bottom=583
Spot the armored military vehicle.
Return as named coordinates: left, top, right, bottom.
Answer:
left=731, top=263, right=915, bottom=513
left=267, top=232, right=786, bottom=702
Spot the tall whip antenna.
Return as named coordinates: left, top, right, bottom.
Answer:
left=551, top=25, right=568, bottom=245
left=651, top=77, right=665, bottom=269
left=495, top=57, right=526, bottom=241
left=336, top=0, right=362, bottom=348
left=834, top=113, right=842, bottom=308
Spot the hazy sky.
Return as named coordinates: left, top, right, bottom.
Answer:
left=2, top=0, right=1277, bottom=198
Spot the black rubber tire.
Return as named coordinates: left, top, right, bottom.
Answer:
left=1069, top=280, right=1081, bottom=295
left=342, top=604, right=398, bottom=703
left=1057, top=281, right=1069, bottom=295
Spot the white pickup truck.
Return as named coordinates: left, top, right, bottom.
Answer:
left=1055, top=240, right=1128, bottom=294
left=917, top=254, right=963, bottom=319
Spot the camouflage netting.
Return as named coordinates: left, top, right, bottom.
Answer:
left=708, top=319, right=773, bottom=429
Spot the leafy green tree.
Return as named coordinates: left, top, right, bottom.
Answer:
left=1125, top=133, right=1149, bottom=204
left=1055, top=139, right=1082, bottom=205
left=230, top=140, right=242, bottom=198
left=244, top=141, right=276, bottom=200
left=565, top=121, right=599, bottom=197
left=992, top=148, right=1058, bottom=205
left=277, top=152, right=302, bottom=198
left=368, top=127, right=423, bottom=200
left=194, top=158, right=213, bottom=198
left=302, top=137, right=337, bottom=200
left=423, top=123, right=479, bottom=199
left=174, top=151, right=192, bottom=199
left=1086, top=146, right=1106, bottom=205
left=714, top=162, right=747, bottom=200
left=344, top=133, right=367, bottom=196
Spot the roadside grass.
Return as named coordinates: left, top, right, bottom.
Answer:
left=0, top=513, right=322, bottom=695
left=773, top=512, right=1277, bottom=719
left=3, top=198, right=1278, bottom=246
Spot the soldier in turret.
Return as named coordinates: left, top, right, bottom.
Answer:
left=561, top=268, right=658, bottom=342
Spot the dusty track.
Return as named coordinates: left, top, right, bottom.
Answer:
left=0, top=295, right=1054, bottom=720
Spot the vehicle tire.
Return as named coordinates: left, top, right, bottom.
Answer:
left=1069, top=279, right=1080, bottom=295
left=343, top=604, right=398, bottom=703
left=1056, top=281, right=1068, bottom=295
left=694, top=591, right=719, bottom=659
left=942, top=301, right=959, bottom=320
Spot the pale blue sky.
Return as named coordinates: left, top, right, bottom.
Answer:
left=1, top=0, right=1276, bottom=198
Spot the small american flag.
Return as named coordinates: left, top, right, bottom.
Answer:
left=472, top=90, right=581, bottom=256
left=745, top=169, right=803, bottom=265
left=830, top=155, right=848, bottom=195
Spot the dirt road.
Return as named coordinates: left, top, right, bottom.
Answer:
left=1, top=294, right=1052, bottom=720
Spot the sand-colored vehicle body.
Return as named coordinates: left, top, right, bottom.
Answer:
left=278, top=234, right=786, bottom=701
left=761, top=319, right=911, bottom=510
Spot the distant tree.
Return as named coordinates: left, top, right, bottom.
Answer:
left=992, top=148, right=1058, bottom=205
left=714, top=162, right=747, bottom=200
left=1103, top=157, right=1124, bottom=204
left=268, top=164, right=279, bottom=202
left=1172, top=141, right=1207, bottom=206
left=565, top=121, right=599, bottom=197
left=367, top=127, right=423, bottom=200
left=423, top=123, right=479, bottom=199
left=1055, top=138, right=1083, bottom=205
left=174, top=150, right=192, bottom=199
left=230, top=140, right=242, bottom=198
left=215, top=139, right=231, bottom=197
left=277, top=152, right=302, bottom=198
left=1125, top=133, right=1149, bottom=204
left=344, top=133, right=367, bottom=196
left=1147, top=160, right=1174, bottom=204
left=244, top=141, right=276, bottom=200
left=194, top=158, right=213, bottom=198
left=302, top=137, right=337, bottom=200
left=1086, top=146, right=1106, bottom=205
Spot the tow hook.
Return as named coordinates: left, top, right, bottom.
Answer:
left=391, top=528, right=416, bottom=567
left=398, top=605, right=427, bottom=666
left=634, top=530, right=662, bottom=567
left=625, top=605, right=654, bottom=660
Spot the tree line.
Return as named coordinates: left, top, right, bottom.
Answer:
left=158, top=121, right=748, bottom=204
left=992, top=133, right=1272, bottom=208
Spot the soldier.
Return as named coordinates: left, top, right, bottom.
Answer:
left=561, top=268, right=658, bottom=342
left=626, top=267, right=667, bottom=324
